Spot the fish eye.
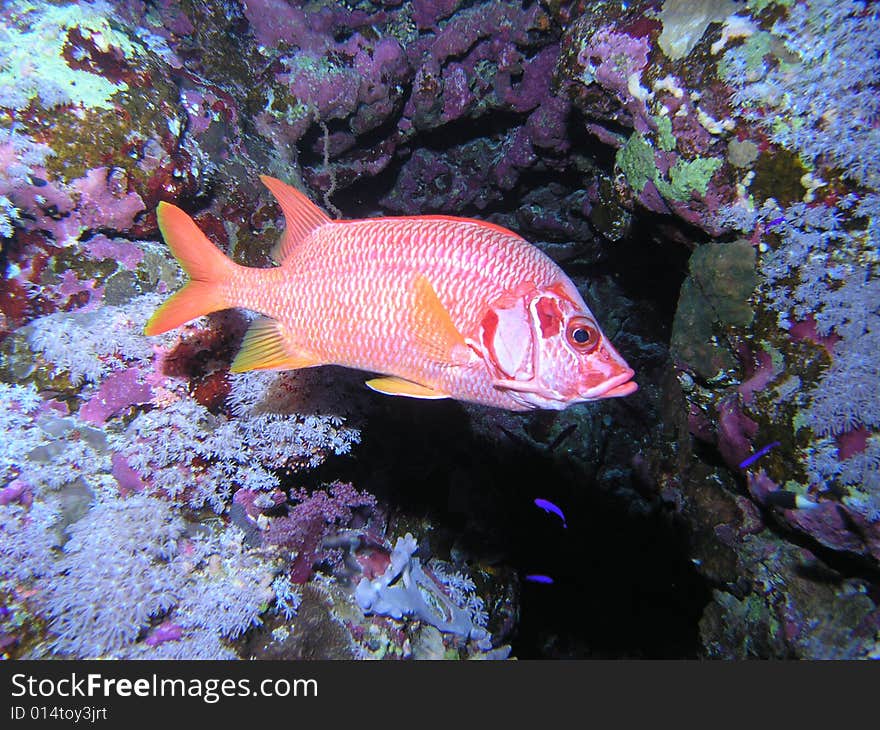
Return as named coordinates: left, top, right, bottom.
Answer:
left=566, top=317, right=600, bottom=352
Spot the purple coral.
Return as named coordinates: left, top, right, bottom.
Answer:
left=265, top=482, right=376, bottom=584
left=144, top=621, right=183, bottom=647
left=79, top=368, right=153, bottom=425
left=574, top=24, right=654, bottom=136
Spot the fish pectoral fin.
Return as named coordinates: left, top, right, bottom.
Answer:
left=410, top=274, right=471, bottom=368
left=231, top=316, right=322, bottom=372
left=364, top=376, right=450, bottom=400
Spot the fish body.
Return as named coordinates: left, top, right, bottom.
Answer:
left=534, top=497, right=567, bottom=528
left=525, top=574, right=554, bottom=584
left=145, top=176, right=637, bottom=411
left=738, top=441, right=781, bottom=469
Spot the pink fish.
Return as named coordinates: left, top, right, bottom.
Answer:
left=145, top=176, right=637, bottom=411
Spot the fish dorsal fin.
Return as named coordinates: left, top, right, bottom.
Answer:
left=410, top=274, right=471, bottom=368
left=260, top=175, right=332, bottom=264
left=231, top=316, right=323, bottom=372
left=365, top=376, right=449, bottom=400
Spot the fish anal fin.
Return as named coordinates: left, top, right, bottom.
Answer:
left=260, top=175, right=333, bottom=264
left=410, top=274, right=471, bottom=367
left=365, top=376, right=450, bottom=400
left=231, top=317, right=322, bottom=373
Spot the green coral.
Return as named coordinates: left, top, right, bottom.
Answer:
left=655, top=157, right=724, bottom=201
left=615, top=133, right=656, bottom=193
left=616, top=132, right=722, bottom=201
left=0, top=0, right=141, bottom=111
left=654, top=115, right=677, bottom=152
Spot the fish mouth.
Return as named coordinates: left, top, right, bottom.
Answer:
left=493, top=367, right=637, bottom=408
left=592, top=368, right=637, bottom=399
left=603, top=380, right=638, bottom=398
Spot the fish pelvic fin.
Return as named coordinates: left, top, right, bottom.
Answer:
left=231, top=316, right=323, bottom=372
left=144, top=202, right=237, bottom=335
left=260, top=175, right=333, bottom=264
left=365, top=376, right=450, bottom=400
left=410, top=274, right=472, bottom=368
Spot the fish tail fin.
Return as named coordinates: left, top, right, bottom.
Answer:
left=144, top=202, right=237, bottom=335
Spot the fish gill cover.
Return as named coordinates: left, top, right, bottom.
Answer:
left=0, top=0, right=878, bottom=660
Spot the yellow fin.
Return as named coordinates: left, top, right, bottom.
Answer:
left=231, top=317, right=322, bottom=372
left=410, top=274, right=471, bottom=367
left=365, top=376, right=450, bottom=400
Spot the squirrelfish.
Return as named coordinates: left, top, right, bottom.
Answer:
left=144, top=176, right=637, bottom=411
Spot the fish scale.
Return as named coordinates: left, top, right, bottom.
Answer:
left=145, top=175, right=637, bottom=411
left=229, top=217, right=559, bottom=404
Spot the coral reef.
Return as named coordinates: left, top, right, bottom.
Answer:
left=652, top=0, right=879, bottom=657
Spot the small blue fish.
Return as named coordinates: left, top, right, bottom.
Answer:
left=767, top=216, right=786, bottom=228
left=525, top=574, right=554, bottom=584
left=534, top=497, right=567, bottom=528
left=738, top=441, right=781, bottom=469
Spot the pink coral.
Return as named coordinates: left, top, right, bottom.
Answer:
left=266, top=482, right=377, bottom=584
left=716, top=394, right=759, bottom=470
left=72, top=168, right=145, bottom=233
left=111, top=453, right=147, bottom=496
left=578, top=26, right=651, bottom=103
left=0, top=479, right=31, bottom=507
left=144, top=621, right=183, bottom=647
left=80, top=368, right=153, bottom=425
left=84, top=234, right=145, bottom=270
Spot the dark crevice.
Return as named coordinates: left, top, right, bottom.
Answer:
left=336, top=156, right=403, bottom=216
left=417, top=110, right=527, bottom=152
left=567, top=107, right=619, bottom=171
left=295, top=396, right=712, bottom=659
left=296, top=117, right=353, bottom=169
left=569, top=214, right=692, bottom=326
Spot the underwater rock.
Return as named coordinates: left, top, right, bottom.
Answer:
left=671, top=240, right=757, bottom=380
left=555, top=0, right=737, bottom=236
left=699, top=533, right=880, bottom=660
left=248, top=583, right=360, bottom=661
